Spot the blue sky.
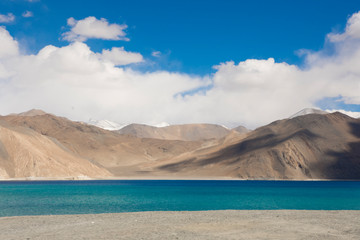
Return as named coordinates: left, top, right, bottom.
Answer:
left=0, top=0, right=360, bottom=127
left=2, top=0, right=359, bottom=73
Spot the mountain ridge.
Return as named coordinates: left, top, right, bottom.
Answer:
left=154, top=112, right=360, bottom=179
left=117, top=123, right=234, bottom=141
left=0, top=109, right=359, bottom=180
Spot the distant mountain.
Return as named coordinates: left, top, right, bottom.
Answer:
left=88, top=119, right=126, bottom=131
left=15, top=109, right=48, bottom=117
left=326, top=109, right=360, bottom=119
left=118, top=123, right=231, bottom=141
left=232, top=125, right=250, bottom=134
left=289, top=108, right=328, bottom=119
left=88, top=119, right=171, bottom=131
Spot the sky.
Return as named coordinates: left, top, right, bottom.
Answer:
left=0, top=0, right=360, bottom=128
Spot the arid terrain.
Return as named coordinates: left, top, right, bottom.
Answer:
left=1, top=210, right=359, bottom=240
left=0, top=109, right=359, bottom=179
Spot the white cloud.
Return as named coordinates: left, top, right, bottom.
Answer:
left=62, top=17, right=128, bottom=42
left=328, top=11, right=360, bottom=42
left=98, top=47, right=143, bottom=66
left=22, top=11, right=33, bottom=18
left=152, top=51, right=161, bottom=57
left=0, top=27, right=19, bottom=59
left=0, top=30, right=207, bottom=125
left=1, top=12, right=360, bottom=128
left=0, top=13, right=15, bottom=23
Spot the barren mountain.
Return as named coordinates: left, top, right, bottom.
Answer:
left=118, top=123, right=231, bottom=141
left=16, top=109, right=47, bottom=117
left=0, top=120, right=111, bottom=179
left=0, top=113, right=204, bottom=177
left=155, top=112, right=360, bottom=179
left=232, top=125, right=250, bottom=134
left=1, top=110, right=359, bottom=180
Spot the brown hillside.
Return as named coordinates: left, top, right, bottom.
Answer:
left=0, top=113, right=204, bottom=176
left=156, top=112, right=360, bottom=179
left=1, top=111, right=359, bottom=179
left=0, top=120, right=111, bottom=179
left=118, top=123, right=231, bottom=141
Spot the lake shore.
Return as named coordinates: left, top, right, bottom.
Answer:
left=1, top=210, right=359, bottom=240
left=2, top=176, right=359, bottom=181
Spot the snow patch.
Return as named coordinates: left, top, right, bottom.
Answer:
left=153, top=122, right=170, bottom=128
left=88, top=119, right=127, bottom=131
left=289, top=108, right=328, bottom=119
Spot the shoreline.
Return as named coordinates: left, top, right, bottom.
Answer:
left=1, top=210, right=359, bottom=239
left=1, top=176, right=360, bottom=181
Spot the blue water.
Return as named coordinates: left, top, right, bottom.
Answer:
left=0, top=180, right=359, bottom=217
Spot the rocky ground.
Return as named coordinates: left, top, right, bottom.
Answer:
left=1, top=210, right=359, bottom=240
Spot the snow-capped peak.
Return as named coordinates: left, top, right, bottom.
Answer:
left=153, top=122, right=170, bottom=128
left=88, top=119, right=126, bottom=131
left=289, top=108, right=328, bottom=119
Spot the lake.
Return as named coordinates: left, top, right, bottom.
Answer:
left=0, top=180, right=359, bottom=217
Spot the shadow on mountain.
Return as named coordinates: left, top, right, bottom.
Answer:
left=324, top=122, right=360, bottom=179
left=159, top=129, right=319, bottom=172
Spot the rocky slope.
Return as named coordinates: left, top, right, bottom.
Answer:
left=118, top=123, right=232, bottom=141
left=155, top=112, right=360, bottom=179
left=0, top=120, right=111, bottom=179
left=0, top=112, right=204, bottom=177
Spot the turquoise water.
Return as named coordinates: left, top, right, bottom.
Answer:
left=0, top=180, right=359, bottom=217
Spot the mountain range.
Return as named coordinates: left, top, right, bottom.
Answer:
left=0, top=108, right=359, bottom=180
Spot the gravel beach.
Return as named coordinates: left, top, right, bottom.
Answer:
left=1, top=210, right=359, bottom=240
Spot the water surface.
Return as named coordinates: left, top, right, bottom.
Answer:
left=0, top=180, right=359, bottom=217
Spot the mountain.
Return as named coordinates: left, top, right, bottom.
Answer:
left=326, top=109, right=360, bottom=119
left=232, top=125, right=250, bottom=134
left=155, top=112, right=360, bottom=179
left=118, top=123, right=231, bottom=141
left=88, top=119, right=126, bottom=131
left=1, top=109, right=359, bottom=180
left=88, top=119, right=171, bottom=131
left=0, top=113, right=204, bottom=177
left=0, top=120, right=111, bottom=179
left=15, top=109, right=47, bottom=117
left=289, top=108, right=328, bottom=119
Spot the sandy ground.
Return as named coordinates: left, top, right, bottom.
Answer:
left=1, top=211, right=359, bottom=240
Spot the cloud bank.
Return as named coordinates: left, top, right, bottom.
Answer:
left=1, top=12, right=360, bottom=128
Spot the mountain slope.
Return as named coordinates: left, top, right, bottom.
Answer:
left=0, top=113, right=204, bottom=177
left=17, top=109, right=48, bottom=117
left=118, top=123, right=230, bottom=141
left=232, top=125, right=250, bottom=134
left=0, top=120, right=112, bottom=179
left=1, top=110, right=359, bottom=179
left=155, top=112, right=360, bottom=179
